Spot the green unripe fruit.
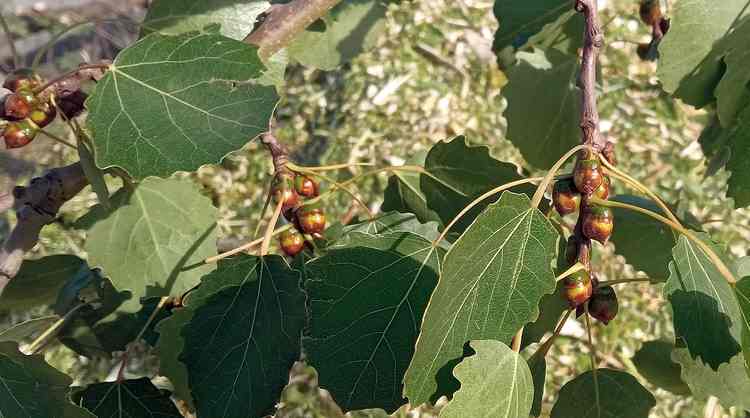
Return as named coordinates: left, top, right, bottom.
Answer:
left=3, top=120, right=38, bottom=149
left=552, top=179, right=581, bottom=216
left=588, top=285, right=619, bottom=325
left=279, top=229, right=305, bottom=257
left=294, top=174, right=319, bottom=198
left=582, top=205, right=614, bottom=244
left=573, top=158, right=604, bottom=195
left=563, top=270, right=593, bottom=308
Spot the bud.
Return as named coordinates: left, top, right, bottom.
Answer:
left=588, top=285, right=619, bottom=325
left=552, top=179, right=581, bottom=216
left=582, top=205, right=614, bottom=244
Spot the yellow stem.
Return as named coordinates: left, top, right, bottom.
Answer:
left=260, top=199, right=284, bottom=256
left=301, top=170, right=374, bottom=219
left=535, top=308, right=573, bottom=357
left=286, top=161, right=375, bottom=172
left=204, top=224, right=292, bottom=264
left=556, top=262, right=586, bottom=282
left=531, top=145, right=588, bottom=208
left=512, top=326, right=524, bottom=352
left=28, top=303, right=89, bottom=354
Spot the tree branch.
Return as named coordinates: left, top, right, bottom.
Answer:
left=0, top=163, right=87, bottom=294
left=575, top=0, right=605, bottom=150
left=244, top=0, right=343, bottom=60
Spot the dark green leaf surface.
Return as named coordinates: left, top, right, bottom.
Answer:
left=304, top=232, right=443, bottom=411
left=85, top=178, right=217, bottom=314
left=382, top=152, right=443, bottom=226
left=522, top=282, right=568, bottom=350
left=504, top=48, right=580, bottom=169
left=735, top=276, right=750, bottom=377
left=420, top=136, right=535, bottom=233
left=0, top=255, right=85, bottom=310
left=155, top=307, right=195, bottom=408
left=141, top=0, right=268, bottom=40
left=610, top=195, right=676, bottom=281
left=525, top=349, right=547, bottom=417
left=342, top=212, right=442, bottom=243
left=180, top=255, right=305, bottom=418
left=77, top=134, right=110, bottom=210
left=632, top=340, right=690, bottom=395
left=0, top=317, right=58, bottom=343
left=524, top=10, right=583, bottom=55
left=492, top=0, right=570, bottom=52
left=0, top=342, right=94, bottom=418
left=403, top=192, right=558, bottom=405
left=664, top=234, right=742, bottom=369
left=75, top=378, right=182, bottom=418
left=439, top=340, right=533, bottom=418
left=86, top=31, right=278, bottom=179
left=726, top=104, right=750, bottom=207
left=673, top=347, right=750, bottom=410
left=551, top=369, right=655, bottom=418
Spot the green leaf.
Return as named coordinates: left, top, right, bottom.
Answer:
left=342, top=212, right=443, bottom=243
left=664, top=234, right=742, bottom=369
left=504, top=48, right=580, bottom=169
left=632, top=340, right=690, bottom=395
left=714, top=22, right=750, bottom=126
left=492, top=0, right=570, bottom=52
left=141, top=0, right=268, bottom=41
left=0, top=342, right=94, bottom=418
left=439, top=340, right=533, bottom=418
left=524, top=10, right=583, bottom=56
left=672, top=347, right=750, bottom=411
left=734, top=276, right=750, bottom=378
left=85, top=177, right=217, bottom=315
left=304, top=232, right=443, bottom=411
left=154, top=307, right=195, bottom=408
left=285, top=0, right=391, bottom=70
left=74, top=378, right=182, bottom=417
left=382, top=152, right=443, bottom=226
left=180, top=255, right=305, bottom=418
left=403, top=192, right=558, bottom=406
left=726, top=104, right=750, bottom=207
left=276, top=363, right=347, bottom=418
left=610, top=195, right=676, bottom=281
left=86, top=31, right=279, bottom=179
left=524, top=349, right=547, bottom=417
left=0, top=255, right=86, bottom=310
left=76, top=133, right=110, bottom=210
left=657, top=0, right=750, bottom=107
left=551, top=369, right=655, bottom=418
left=420, top=136, right=536, bottom=233
left=523, top=282, right=568, bottom=350
left=0, top=316, right=58, bottom=343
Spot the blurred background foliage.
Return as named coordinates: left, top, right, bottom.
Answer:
left=1, top=0, right=748, bottom=416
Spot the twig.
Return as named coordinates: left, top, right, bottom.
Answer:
left=244, top=0, right=344, bottom=60
left=260, top=199, right=284, bottom=256
left=27, top=302, right=91, bottom=354
left=33, top=63, right=111, bottom=95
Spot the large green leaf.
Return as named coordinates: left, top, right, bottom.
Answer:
left=672, top=347, right=750, bottom=411
left=0, top=342, right=94, bottom=418
left=141, top=0, right=268, bottom=41
left=180, top=255, right=305, bottom=418
left=86, top=30, right=278, bottom=179
left=420, top=136, right=536, bottom=233
left=382, top=152, right=443, bottom=226
left=523, top=348, right=546, bottom=417
left=657, top=0, right=750, bottom=107
left=84, top=178, right=217, bottom=315
left=492, top=0, right=570, bottom=52
left=403, top=192, right=558, bottom=406
left=610, top=195, right=676, bottom=281
left=713, top=22, right=750, bottom=126
left=0, top=255, right=86, bottom=310
left=285, top=0, right=391, bottom=70
left=439, top=340, right=533, bottom=418
left=154, top=307, right=195, bottom=408
left=551, top=369, right=655, bottom=418
left=664, top=234, right=742, bottom=369
left=304, top=232, right=443, bottom=411
left=522, top=282, right=567, bottom=349
left=74, top=378, right=182, bottom=417
left=632, top=340, right=690, bottom=395
left=735, top=276, right=750, bottom=377
left=504, top=47, right=580, bottom=169
left=726, top=104, right=750, bottom=207
left=341, top=212, right=442, bottom=243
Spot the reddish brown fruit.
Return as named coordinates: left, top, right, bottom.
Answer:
left=294, top=174, right=319, bottom=198
left=29, top=103, right=57, bottom=128
left=588, top=285, right=619, bottom=325
left=2, top=68, right=41, bottom=92
left=593, top=176, right=610, bottom=200
left=582, top=205, right=614, bottom=244
left=296, top=204, right=326, bottom=234
left=563, top=269, right=593, bottom=308
left=272, top=173, right=300, bottom=211
left=3, top=93, right=32, bottom=120
left=564, top=236, right=578, bottom=266
left=3, top=120, right=38, bottom=149
left=639, top=0, right=662, bottom=26
left=574, top=158, right=604, bottom=195
left=552, top=180, right=581, bottom=216
left=279, top=229, right=305, bottom=257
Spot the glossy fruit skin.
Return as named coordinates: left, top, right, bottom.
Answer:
left=279, top=229, right=305, bottom=257
left=552, top=180, right=581, bottom=216
left=296, top=204, right=326, bottom=234
left=272, top=173, right=300, bottom=211
left=592, top=176, right=610, bottom=200
left=29, top=103, right=57, bottom=128
left=582, top=205, right=614, bottom=244
left=563, top=270, right=593, bottom=308
left=639, top=0, right=662, bottom=26
left=3, top=120, right=38, bottom=149
left=294, top=174, right=318, bottom=198
left=573, top=159, right=604, bottom=195
left=3, top=93, right=32, bottom=120
left=588, top=285, right=618, bottom=325
left=565, top=236, right=578, bottom=266
left=3, top=68, right=41, bottom=92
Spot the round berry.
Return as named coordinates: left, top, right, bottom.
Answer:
left=639, top=0, right=662, bottom=26
left=279, top=229, right=305, bottom=257
left=563, top=269, right=593, bottom=308
left=296, top=204, right=326, bottom=235
left=294, top=174, right=319, bottom=198
left=582, top=205, right=614, bottom=244
left=3, top=93, right=32, bottom=120
left=3, top=120, right=38, bottom=149
left=573, top=158, right=604, bottom=195
left=588, top=285, right=618, bottom=325
left=552, top=179, right=581, bottom=216
left=29, top=103, right=56, bottom=128
left=272, top=173, right=300, bottom=211
left=3, top=68, right=42, bottom=92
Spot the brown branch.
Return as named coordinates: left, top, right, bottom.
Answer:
left=244, top=0, right=343, bottom=60
left=0, top=163, right=87, bottom=294
left=575, top=0, right=606, bottom=151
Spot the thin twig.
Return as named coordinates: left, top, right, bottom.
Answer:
left=260, top=199, right=284, bottom=256
left=33, top=63, right=111, bottom=95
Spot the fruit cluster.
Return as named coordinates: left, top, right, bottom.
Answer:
left=554, top=149, right=618, bottom=325
left=1, top=69, right=57, bottom=149
left=274, top=171, right=326, bottom=257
